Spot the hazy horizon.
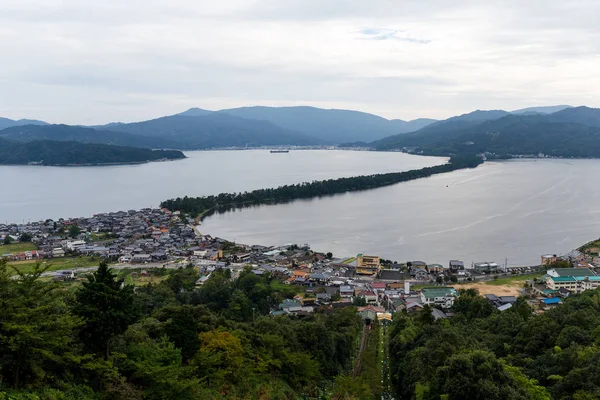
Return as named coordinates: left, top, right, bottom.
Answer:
left=1, top=0, right=599, bottom=124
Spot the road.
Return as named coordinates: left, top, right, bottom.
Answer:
left=40, top=261, right=184, bottom=277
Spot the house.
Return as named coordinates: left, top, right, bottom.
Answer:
left=412, top=268, right=429, bottom=280
left=473, top=262, right=501, bottom=273
left=52, top=248, right=65, bottom=258
left=340, top=285, right=354, bottom=298
left=399, top=301, right=424, bottom=313
left=131, top=254, right=152, bottom=263
left=431, top=308, right=448, bottom=320
left=420, top=287, right=458, bottom=309
left=316, top=293, right=331, bottom=303
left=66, top=240, right=86, bottom=251
left=359, top=290, right=377, bottom=304
left=292, top=270, right=309, bottom=279
left=428, top=264, right=444, bottom=274
left=541, top=297, right=561, bottom=306
left=309, top=272, right=331, bottom=283
left=379, top=269, right=403, bottom=281
left=485, top=294, right=517, bottom=309
left=356, top=254, right=380, bottom=275
left=449, top=260, right=464, bottom=271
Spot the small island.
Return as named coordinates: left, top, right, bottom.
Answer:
left=0, top=138, right=186, bottom=166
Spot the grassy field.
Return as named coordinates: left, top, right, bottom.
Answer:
left=484, top=272, right=544, bottom=286
left=0, top=242, right=38, bottom=254
left=411, top=284, right=440, bottom=291
left=7, top=257, right=103, bottom=275
left=270, top=280, right=305, bottom=296
left=579, top=238, right=600, bottom=254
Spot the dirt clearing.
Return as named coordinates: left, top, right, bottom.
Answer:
left=452, top=282, right=522, bottom=297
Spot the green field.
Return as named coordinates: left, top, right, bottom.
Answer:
left=0, top=242, right=38, bottom=254
left=270, top=280, right=305, bottom=296
left=7, top=257, right=103, bottom=275
left=484, top=272, right=544, bottom=286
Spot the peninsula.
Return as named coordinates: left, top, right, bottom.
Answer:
left=0, top=138, right=186, bottom=166
left=160, top=154, right=483, bottom=217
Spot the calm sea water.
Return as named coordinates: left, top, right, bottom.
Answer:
left=201, top=158, right=600, bottom=266
left=0, top=149, right=444, bottom=222
left=3, top=151, right=599, bottom=266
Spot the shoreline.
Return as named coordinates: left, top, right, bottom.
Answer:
left=0, top=157, right=185, bottom=168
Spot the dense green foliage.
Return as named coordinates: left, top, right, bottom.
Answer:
left=0, top=138, right=185, bottom=165
left=161, top=155, right=483, bottom=215
left=0, top=124, right=173, bottom=149
left=389, top=288, right=600, bottom=399
left=0, top=261, right=362, bottom=399
left=373, top=106, right=600, bottom=158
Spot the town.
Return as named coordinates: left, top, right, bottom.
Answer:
left=2, top=207, right=600, bottom=321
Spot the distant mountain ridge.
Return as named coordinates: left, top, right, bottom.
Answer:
left=371, top=106, right=600, bottom=158
left=2, top=104, right=595, bottom=155
left=0, top=124, right=173, bottom=149
left=0, top=117, right=48, bottom=131
left=95, top=113, right=321, bottom=149
left=197, top=106, right=438, bottom=143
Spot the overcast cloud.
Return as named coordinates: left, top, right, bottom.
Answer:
left=1, top=0, right=599, bottom=124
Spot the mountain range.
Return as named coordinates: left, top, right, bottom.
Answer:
left=370, top=106, right=600, bottom=158
left=0, top=117, right=48, bottom=131
left=3, top=104, right=600, bottom=158
left=0, top=106, right=442, bottom=148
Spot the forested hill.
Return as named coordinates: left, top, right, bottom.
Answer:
left=0, top=124, right=173, bottom=149
left=161, top=154, right=482, bottom=216
left=96, top=113, right=322, bottom=148
left=0, top=138, right=185, bottom=165
left=390, top=287, right=600, bottom=399
left=211, top=106, right=438, bottom=143
left=0, top=261, right=363, bottom=399
left=372, top=106, right=600, bottom=157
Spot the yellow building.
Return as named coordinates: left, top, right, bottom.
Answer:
left=541, top=254, right=558, bottom=266
left=356, top=254, right=381, bottom=275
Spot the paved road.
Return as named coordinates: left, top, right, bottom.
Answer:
left=41, top=261, right=184, bottom=277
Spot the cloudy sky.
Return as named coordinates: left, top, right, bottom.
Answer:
left=1, top=0, right=599, bottom=124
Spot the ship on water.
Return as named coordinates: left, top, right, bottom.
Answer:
left=270, top=149, right=290, bottom=153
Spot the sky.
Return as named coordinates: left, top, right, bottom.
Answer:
left=1, top=0, right=599, bottom=124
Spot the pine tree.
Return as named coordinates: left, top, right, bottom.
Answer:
left=74, top=261, right=137, bottom=359
left=0, top=260, right=80, bottom=387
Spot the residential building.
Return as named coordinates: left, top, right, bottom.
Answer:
left=356, top=254, right=380, bottom=275
left=541, top=254, right=559, bottom=266
left=473, top=262, right=500, bottom=273
left=449, top=260, right=464, bottom=271
left=420, top=287, right=458, bottom=309
left=340, top=285, right=354, bottom=298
